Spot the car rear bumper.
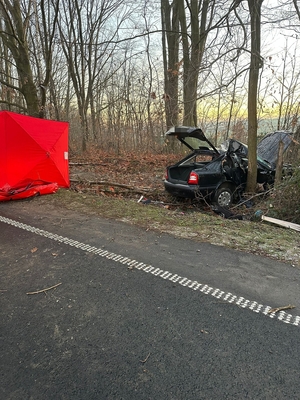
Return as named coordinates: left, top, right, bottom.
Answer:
left=164, top=180, right=197, bottom=198
left=164, top=180, right=214, bottom=199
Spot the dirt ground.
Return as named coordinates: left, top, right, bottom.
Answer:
left=69, top=150, right=179, bottom=203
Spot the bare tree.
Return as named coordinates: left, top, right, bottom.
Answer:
left=0, top=19, right=18, bottom=111
left=57, top=0, right=134, bottom=151
left=0, top=0, right=297, bottom=157
left=31, top=0, right=60, bottom=118
left=178, top=0, right=212, bottom=126
left=0, top=0, right=60, bottom=118
left=0, top=0, right=39, bottom=116
left=292, top=0, right=300, bottom=20
left=246, top=0, right=263, bottom=193
left=161, top=0, right=249, bottom=130
left=161, top=0, right=179, bottom=130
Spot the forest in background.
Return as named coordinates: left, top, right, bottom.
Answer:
left=0, top=0, right=299, bottom=156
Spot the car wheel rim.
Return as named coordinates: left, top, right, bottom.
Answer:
left=218, top=191, right=231, bottom=207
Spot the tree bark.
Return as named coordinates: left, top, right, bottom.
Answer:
left=246, top=0, right=263, bottom=193
left=0, top=0, right=40, bottom=116
left=161, top=0, right=179, bottom=131
left=178, top=0, right=210, bottom=126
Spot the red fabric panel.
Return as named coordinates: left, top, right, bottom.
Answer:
left=0, top=181, right=58, bottom=201
left=0, top=111, right=69, bottom=189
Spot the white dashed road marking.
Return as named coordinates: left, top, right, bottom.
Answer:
left=1, top=215, right=299, bottom=328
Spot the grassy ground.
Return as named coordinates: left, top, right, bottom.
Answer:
left=42, top=187, right=300, bottom=268
left=26, top=149, right=297, bottom=268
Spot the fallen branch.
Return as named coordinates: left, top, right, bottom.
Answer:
left=69, top=162, right=109, bottom=166
left=70, top=178, right=151, bottom=191
left=73, top=186, right=151, bottom=197
left=267, top=304, right=295, bottom=314
left=71, top=178, right=134, bottom=189
left=26, top=282, right=62, bottom=295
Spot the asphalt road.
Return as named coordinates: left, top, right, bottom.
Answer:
left=1, top=198, right=300, bottom=400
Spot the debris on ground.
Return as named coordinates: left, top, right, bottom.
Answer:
left=261, top=215, right=300, bottom=232
left=26, top=282, right=62, bottom=295
left=211, top=205, right=243, bottom=220
left=267, top=304, right=295, bottom=314
left=138, top=195, right=165, bottom=206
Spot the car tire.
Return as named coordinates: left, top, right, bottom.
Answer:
left=213, top=185, right=234, bottom=208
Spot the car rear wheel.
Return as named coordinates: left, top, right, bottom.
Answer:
left=213, top=185, right=234, bottom=208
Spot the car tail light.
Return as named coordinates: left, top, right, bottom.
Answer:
left=188, top=172, right=199, bottom=184
left=165, top=169, right=169, bottom=180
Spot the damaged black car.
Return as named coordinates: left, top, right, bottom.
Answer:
left=164, top=126, right=292, bottom=208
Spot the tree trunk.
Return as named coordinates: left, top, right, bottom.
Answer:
left=178, top=0, right=210, bottom=127
left=161, top=0, right=179, bottom=131
left=246, top=0, right=263, bottom=193
left=0, top=0, right=40, bottom=117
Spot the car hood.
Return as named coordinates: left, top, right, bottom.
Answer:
left=165, top=126, right=220, bottom=155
